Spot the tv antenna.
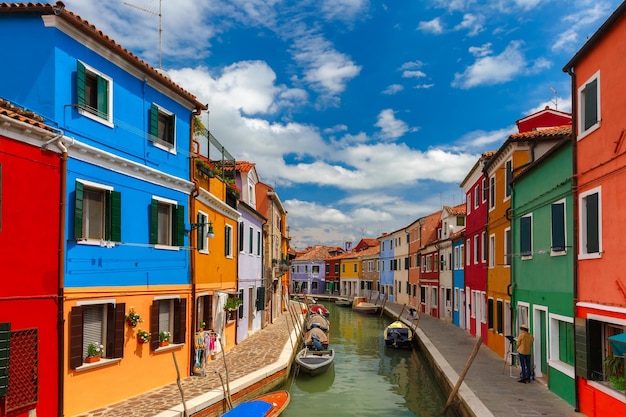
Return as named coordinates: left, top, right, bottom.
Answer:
left=124, top=0, right=163, bottom=69
left=549, top=87, right=558, bottom=110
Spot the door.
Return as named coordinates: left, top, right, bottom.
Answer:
left=460, top=289, right=465, bottom=329
left=248, top=287, right=254, bottom=331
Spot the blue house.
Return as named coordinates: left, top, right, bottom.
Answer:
left=0, top=4, right=207, bottom=415
left=378, top=234, right=395, bottom=301
left=452, top=231, right=466, bottom=328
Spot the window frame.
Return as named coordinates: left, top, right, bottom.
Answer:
left=489, top=176, right=496, bottom=211
left=548, top=313, right=575, bottom=378
left=504, top=227, right=511, bottom=266
left=149, top=103, right=177, bottom=153
left=150, top=196, right=184, bottom=249
left=150, top=297, right=187, bottom=351
left=197, top=211, right=209, bottom=253
left=577, top=70, right=601, bottom=140
left=579, top=187, right=602, bottom=260
left=520, top=214, right=533, bottom=259
left=74, top=179, right=120, bottom=244
left=225, top=224, right=233, bottom=258
left=551, top=199, right=567, bottom=255
left=504, top=159, right=512, bottom=200
left=76, top=61, right=113, bottom=126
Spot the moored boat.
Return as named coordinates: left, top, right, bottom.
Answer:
left=222, top=390, right=290, bottom=416
left=303, top=327, right=329, bottom=350
left=306, top=314, right=330, bottom=332
left=334, top=297, right=352, bottom=307
left=309, top=304, right=330, bottom=317
left=295, top=348, right=335, bottom=376
left=351, top=296, right=381, bottom=315
left=384, top=320, right=414, bottom=348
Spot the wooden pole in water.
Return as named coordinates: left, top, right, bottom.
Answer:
left=172, top=352, right=189, bottom=417
left=397, top=304, right=407, bottom=320
left=442, top=336, right=483, bottom=415
left=379, top=293, right=388, bottom=316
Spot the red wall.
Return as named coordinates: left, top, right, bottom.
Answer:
left=0, top=137, right=60, bottom=417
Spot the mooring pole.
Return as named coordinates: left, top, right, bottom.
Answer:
left=442, top=336, right=483, bottom=415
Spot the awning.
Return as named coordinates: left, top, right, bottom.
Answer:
left=608, top=332, right=626, bottom=357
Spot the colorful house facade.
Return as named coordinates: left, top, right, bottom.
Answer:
left=291, top=246, right=331, bottom=295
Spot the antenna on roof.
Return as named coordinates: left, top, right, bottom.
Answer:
left=549, top=87, right=558, bottom=110
left=124, top=0, right=163, bottom=70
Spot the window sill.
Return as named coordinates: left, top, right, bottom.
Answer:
left=76, top=357, right=120, bottom=372
left=156, top=343, right=183, bottom=353
left=588, top=380, right=626, bottom=403
left=154, top=244, right=181, bottom=251
left=548, top=359, right=575, bottom=379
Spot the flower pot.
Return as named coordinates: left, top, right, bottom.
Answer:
left=85, top=355, right=100, bottom=363
left=159, top=341, right=169, bottom=347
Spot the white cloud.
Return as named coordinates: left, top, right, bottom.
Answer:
left=375, top=109, right=409, bottom=140
left=382, top=84, right=404, bottom=95
left=452, top=40, right=526, bottom=88
left=418, top=18, right=444, bottom=34
left=552, top=3, right=615, bottom=52
left=320, top=0, right=370, bottom=22
left=400, top=60, right=425, bottom=70
left=402, top=70, right=427, bottom=78
left=454, top=13, right=484, bottom=36
left=414, top=84, right=435, bottom=89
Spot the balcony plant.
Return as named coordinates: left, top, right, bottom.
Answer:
left=159, top=331, right=171, bottom=347
left=137, top=329, right=151, bottom=344
left=196, top=159, right=217, bottom=178
left=86, top=342, right=103, bottom=363
left=224, top=297, right=243, bottom=322
left=125, top=307, right=143, bottom=328
left=604, top=353, right=625, bottom=390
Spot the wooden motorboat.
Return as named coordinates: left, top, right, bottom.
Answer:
left=309, top=304, right=330, bottom=317
left=384, top=320, right=414, bottom=348
left=295, top=348, right=335, bottom=376
left=222, top=390, right=290, bottom=416
left=351, top=296, right=381, bottom=315
left=306, top=314, right=329, bottom=332
left=303, top=327, right=329, bottom=350
left=334, top=297, right=352, bottom=307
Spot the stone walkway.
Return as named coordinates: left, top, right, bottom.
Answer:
left=75, top=300, right=584, bottom=417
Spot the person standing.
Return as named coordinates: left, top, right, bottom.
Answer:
left=517, top=325, right=534, bottom=383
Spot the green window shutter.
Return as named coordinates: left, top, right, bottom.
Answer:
left=520, top=216, right=531, bottom=256
left=69, top=307, right=84, bottom=370
left=168, top=114, right=175, bottom=144
left=238, top=223, right=244, bottom=252
left=76, top=61, right=86, bottom=108
left=175, top=205, right=185, bottom=247
left=551, top=202, right=565, bottom=251
left=0, top=322, right=10, bottom=396
left=74, top=181, right=84, bottom=239
left=584, top=79, right=598, bottom=131
left=238, top=291, right=244, bottom=319
left=97, top=75, right=108, bottom=119
left=256, top=287, right=265, bottom=311
left=150, top=104, right=159, bottom=140
left=109, top=190, right=121, bottom=242
left=150, top=199, right=158, bottom=244
left=586, top=193, right=599, bottom=253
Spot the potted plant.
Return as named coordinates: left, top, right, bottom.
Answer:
left=159, top=331, right=171, bottom=347
left=224, top=297, right=243, bottom=321
left=604, top=353, right=625, bottom=390
left=86, top=342, right=103, bottom=363
left=125, top=307, right=143, bottom=328
left=137, top=329, right=151, bottom=344
left=195, top=159, right=216, bottom=178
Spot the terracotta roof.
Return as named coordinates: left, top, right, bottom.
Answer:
left=235, top=161, right=255, bottom=173
left=444, top=203, right=466, bottom=216
left=294, top=245, right=332, bottom=261
left=0, top=98, right=54, bottom=132
left=0, top=2, right=206, bottom=111
left=355, top=245, right=380, bottom=258
left=508, top=125, right=572, bottom=140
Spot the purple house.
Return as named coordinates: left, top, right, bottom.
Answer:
left=291, top=246, right=332, bottom=295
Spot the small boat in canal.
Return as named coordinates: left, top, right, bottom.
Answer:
left=351, top=296, right=381, bottom=315
left=295, top=347, right=335, bottom=376
left=222, top=390, right=290, bottom=416
left=309, top=304, right=330, bottom=317
left=334, top=297, right=352, bottom=307
left=306, top=314, right=329, bottom=332
left=384, top=320, right=414, bottom=348
left=303, top=327, right=329, bottom=350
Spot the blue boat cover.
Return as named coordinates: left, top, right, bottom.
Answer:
left=222, top=400, right=272, bottom=416
left=608, top=332, right=626, bottom=357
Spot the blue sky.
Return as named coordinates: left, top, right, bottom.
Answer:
left=64, top=0, right=621, bottom=250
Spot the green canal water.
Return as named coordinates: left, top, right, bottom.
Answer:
left=281, top=301, right=459, bottom=417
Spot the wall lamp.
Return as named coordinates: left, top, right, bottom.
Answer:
left=189, top=221, right=215, bottom=238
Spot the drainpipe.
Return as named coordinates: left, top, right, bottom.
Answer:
left=43, top=134, right=68, bottom=417
left=565, top=65, right=581, bottom=413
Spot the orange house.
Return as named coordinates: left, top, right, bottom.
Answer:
left=563, top=3, right=626, bottom=415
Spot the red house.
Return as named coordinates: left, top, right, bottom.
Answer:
left=0, top=100, right=62, bottom=416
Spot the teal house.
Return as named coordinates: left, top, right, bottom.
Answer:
left=510, top=126, right=575, bottom=406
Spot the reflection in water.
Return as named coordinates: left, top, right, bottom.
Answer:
left=282, top=302, right=458, bottom=417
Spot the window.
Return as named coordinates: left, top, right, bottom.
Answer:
left=471, top=290, right=477, bottom=318
left=549, top=314, right=575, bottom=372
left=487, top=298, right=494, bottom=329
left=473, top=235, right=479, bottom=264
left=76, top=61, right=112, bottom=125
left=457, top=216, right=465, bottom=226
left=420, top=286, right=426, bottom=304
left=312, top=265, right=320, bottom=274
left=150, top=197, right=184, bottom=247
left=481, top=292, right=487, bottom=324
left=481, top=231, right=487, bottom=263
left=489, top=176, right=496, bottom=210
left=496, top=300, right=503, bottom=334
left=482, top=178, right=488, bottom=202
left=577, top=71, right=600, bottom=138
left=460, top=244, right=464, bottom=268
left=1, top=326, right=38, bottom=412
left=580, top=187, right=601, bottom=258
left=353, top=264, right=357, bottom=272
left=551, top=200, right=566, bottom=253
left=69, top=302, right=125, bottom=369
left=151, top=297, right=187, bottom=350
left=74, top=180, right=120, bottom=242
left=575, top=317, right=625, bottom=383
left=520, top=215, right=532, bottom=258
left=149, top=103, right=176, bottom=151
left=505, top=159, right=512, bottom=199
left=467, top=196, right=471, bottom=215
left=342, top=264, right=345, bottom=273
left=256, top=231, right=261, bottom=255
left=454, top=288, right=460, bottom=311
left=249, top=227, right=254, bottom=253
left=238, top=222, right=245, bottom=252
left=426, top=255, right=432, bottom=272
left=489, top=235, right=495, bottom=267
left=197, top=211, right=209, bottom=252
left=466, top=239, right=471, bottom=266
left=431, top=287, right=438, bottom=307
left=474, top=185, right=480, bottom=208
left=225, top=224, right=233, bottom=257
left=334, top=263, right=339, bottom=273
left=504, top=227, right=511, bottom=265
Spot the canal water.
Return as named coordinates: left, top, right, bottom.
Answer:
left=281, top=301, right=459, bottom=417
